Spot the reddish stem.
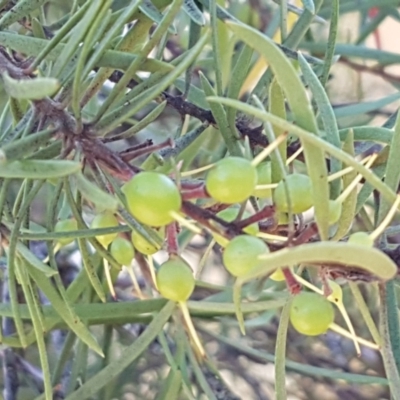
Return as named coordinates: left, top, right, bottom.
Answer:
left=120, top=138, right=173, bottom=162
left=166, top=222, right=179, bottom=255
left=236, top=205, right=275, bottom=229
left=282, top=267, right=301, bottom=294
left=181, top=184, right=209, bottom=200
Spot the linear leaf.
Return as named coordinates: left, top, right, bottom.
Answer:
left=183, top=0, right=206, bottom=26
left=246, top=242, right=397, bottom=282
left=26, top=264, right=104, bottom=357
left=74, top=172, right=118, bottom=212
left=63, top=301, right=175, bottom=399
left=0, top=160, right=81, bottom=179
left=2, top=72, right=59, bottom=100
left=224, top=21, right=330, bottom=239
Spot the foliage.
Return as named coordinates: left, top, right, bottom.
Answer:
left=0, top=0, right=400, bottom=399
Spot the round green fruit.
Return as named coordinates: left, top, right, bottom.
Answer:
left=156, top=257, right=195, bottom=302
left=253, top=162, right=272, bottom=199
left=206, top=157, right=257, bottom=204
left=270, top=268, right=286, bottom=282
left=347, top=232, right=374, bottom=247
left=91, top=212, right=119, bottom=248
left=273, top=174, right=313, bottom=214
left=110, top=237, right=135, bottom=266
left=131, top=228, right=164, bottom=255
left=223, top=235, right=269, bottom=277
left=290, top=292, right=334, bottom=336
left=54, top=219, right=78, bottom=246
left=213, top=207, right=259, bottom=247
left=122, top=172, right=181, bottom=227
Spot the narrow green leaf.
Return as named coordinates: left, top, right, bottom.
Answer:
left=0, top=32, right=173, bottom=73
left=220, top=21, right=330, bottom=239
left=301, top=0, right=315, bottom=14
left=332, top=130, right=357, bottom=240
left=72, top=0, right=112, bottom=120
left=82, top=0, right=143, bottom=77
left=378, top=111, right=400, bottom=222
left=226, top=44, right=253, bottom=130
left=105, top=101, right=167, bottom=141
left=338, top=127, right=393, bottom=144
left=299, top=42, right=400, bottom=66
left=0, top=160, right=81, bottom=179
left=0, top=0, right=47, bottom=29
left=205, top=97, right=398, bottom=205
left=183, top=0, right=206, bottom=26
left=200, top=72, right=241, bottom=156
left=53, top=0, right=105, bottom=77
left=298, top=53, right=341, bottom=198
left=233, top=281, right=245, bottom=334
left=63, top=301, right=175, bottom=400
left=379, top=283, right=400, bottom=400
left=268, top=80, right=287, bottom=183
left=244, top=242, right=397, bottom=282
left=96, top=29, right=210, bottom=132
left=0, top=128, right=55, bottom=164
left=1, top=72, right=59, bottom=100
left=139, top=0, right=177, bottom=34
left=78, top=239, right=107, bottom=303
left=320, top=0, right=339, bottom=87
left=15, top=260, right=52, bottom=400
left=26, top=264, right=104, bottom=357
left=275, top=297, right=292, bottom=400
left=156, top=368, right=182, bottom=400
left=334, top=92, right=400, bottom=118
left=92, top=0, right=184, bottom=121
left=16, top=242, right=58, bottom=277
left=74, top=172, right=118, bottom=212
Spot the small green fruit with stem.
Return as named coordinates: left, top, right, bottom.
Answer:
left=156, top=257, right=204, bottom=357
left=223, top=235, right=269, bottom=277
left=206, top=157, right=257, bottom=204
left=273, top=173, right=313, bottom=214
left=91, top=212, right=119, bottom=248
left=290, top=292, right=334, bottom=336
left=122, top=172, right=181, bottom=227
left=54, top=218, right=78, bottom=246
left=110, top=236, right=135, bottom=266
left=347, top=232, right=374, bottom=247
left=131, top=228, right=165, bottom=255
left=156, top=257, right=195, bottom=302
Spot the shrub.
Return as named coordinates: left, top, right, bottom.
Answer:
left=0, top=0, right=399, bottom=399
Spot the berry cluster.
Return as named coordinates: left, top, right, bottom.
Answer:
left=53, top=155, right=396, bottom=339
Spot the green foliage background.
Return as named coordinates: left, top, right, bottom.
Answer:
left=0, top=0, right=400, bottom=399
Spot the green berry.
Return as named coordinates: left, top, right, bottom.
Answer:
left=348, top=232, right=374, bottom=247
left=206, top=157, right=257, bottom=204
left=122, top=172, right=181, bottom=227
left=270, top=268, right=286, bottom=282
left=110, top=237, right=135, bottom=266
left=253, top=162, right=272, bottom=199
left=290, top=292, right=334, bottom=336
left=54, top=219, right=78, bottom=246
left=91, top=212, right=119, bottom=248
left=223, top=235, right=269, bottom=277
left=273, top=174, right=313, bottom=214
left=131, top=228, right=164, bottom=255
left=156, top=257, right=195, bottom=302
